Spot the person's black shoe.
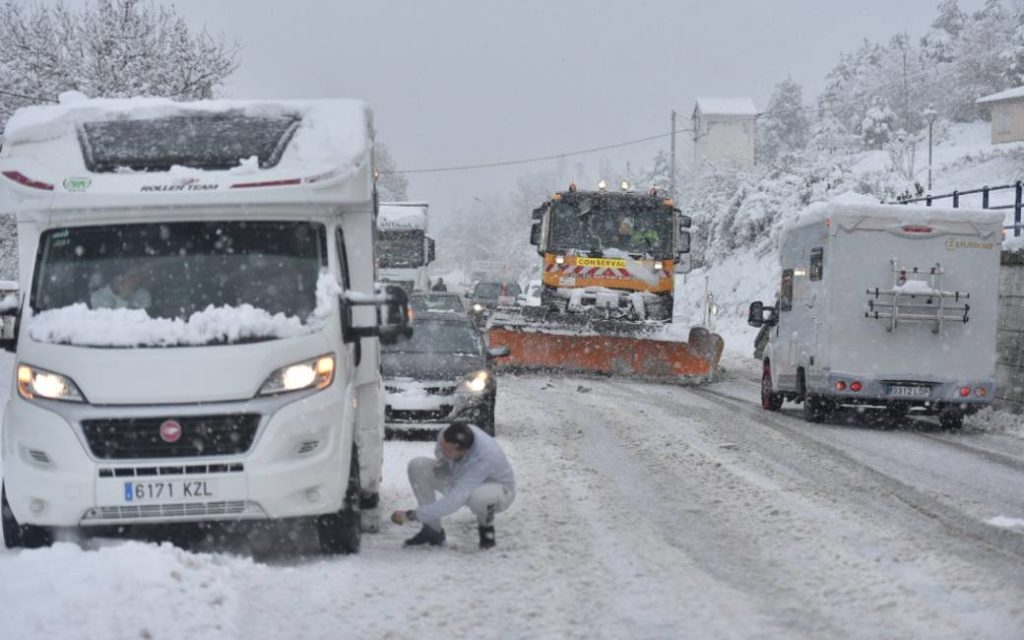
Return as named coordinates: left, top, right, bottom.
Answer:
left=404, top=525, right=446, bottom=547
left=478, top=525, right=496, bottom=549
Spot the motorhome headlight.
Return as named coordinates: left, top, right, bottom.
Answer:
left=258, top=355, right=335, bottom=396
left=17, top=364, right=85, bottom=403
left=458, top=370, right=490, bottom=394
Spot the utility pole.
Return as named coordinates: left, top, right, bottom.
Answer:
left=924, top=104, right=937, bottom=192
left=669, top=110, right=677, bottom=198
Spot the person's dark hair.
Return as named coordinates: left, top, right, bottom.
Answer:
left=443, top=420, right=475, bottom=450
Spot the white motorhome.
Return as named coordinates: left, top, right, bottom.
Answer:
left=0, top=96, right=409, bottom=553
left=377, top=201, right=435, bottom=292
left=749, top=196, right=1002, bottom=428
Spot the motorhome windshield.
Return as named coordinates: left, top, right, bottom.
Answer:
left=33, top=221, right=327, bottom=341
left=550, top=198, right=673, bottom=256
left=378, top=229, right=425, bottom=268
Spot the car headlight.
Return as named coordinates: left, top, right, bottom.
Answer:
left=258, top=354, right=335, bottom=396
left=458, top=370, right=489, bottom=394
left=17, top=364, right=85, bottom=403
left=472, top=303, right=485, bottom=313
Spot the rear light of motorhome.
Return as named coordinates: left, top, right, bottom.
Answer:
left=230, top=178, right=302, bottom=189
left=835, top=381, right=847, bottom=391
left=959, top=386, right=971, bottom=398
left=850, top=381, right=863, bottom=392
left=2, top=171, right=54, bottom=191
left=976, top=387, right=987, bottom=397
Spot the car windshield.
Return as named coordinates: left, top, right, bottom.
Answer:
left=474, top=282, right=520, bottom=299
left=383, top=321, right=482, bottom=355
left=411, top=294, right=463, bottom=314
left=550, top=197, right=673, bottom=256
left=378, top=229, right=425, bottom=268
left=33, top=220, right=326, bottom=330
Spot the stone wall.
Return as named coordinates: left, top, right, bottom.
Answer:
left=996, top=249, right=1024, bottom=412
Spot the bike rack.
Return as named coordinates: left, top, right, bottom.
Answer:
left=865, top=259, right=970, bottom=333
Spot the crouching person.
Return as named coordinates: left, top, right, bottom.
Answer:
left=391, top=420, right=515, bottom=549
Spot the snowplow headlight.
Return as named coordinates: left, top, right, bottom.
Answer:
left=458, top=370, right=490, bottom=394
left=654, top=260, right=664, bottom=270
left=555, top=255, right=565, bottom=265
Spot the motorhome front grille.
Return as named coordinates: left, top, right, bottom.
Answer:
left=82, top=501, right=251, bottom=522
left=387, top=407, right=454, bottom=422
left=81, top=414, right=261, bottom=459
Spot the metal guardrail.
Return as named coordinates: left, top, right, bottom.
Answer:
left=896, top=181, right=1023, bottom=237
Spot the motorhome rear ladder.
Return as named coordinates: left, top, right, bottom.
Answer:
left=865, top=259, right=969, bottom=333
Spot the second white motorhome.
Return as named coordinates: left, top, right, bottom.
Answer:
left=0, top=96, right=408, bottom=553
left=377, top=201, right=435, bottom=292
left=749, top=196, right=1002, bottom=428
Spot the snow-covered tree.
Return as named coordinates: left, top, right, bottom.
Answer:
left=756, top=78, right=810, bottom=165
left=0, top=0, right=239, bottom=125
left=642, top=149, right=673, bottom=194
left=861, top=99, right=898, bottom=148
left=374, top=144, right=409, bottom=201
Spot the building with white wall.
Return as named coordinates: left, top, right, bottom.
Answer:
left=692, top=97, right=757, bottom=172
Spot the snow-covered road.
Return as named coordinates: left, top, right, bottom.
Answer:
left=3, top=366, right=1024, bottom=639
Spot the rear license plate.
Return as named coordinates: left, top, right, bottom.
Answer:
left=888, top=385, right=930, bottom=398
left=118, top=479, right=217, bottom=503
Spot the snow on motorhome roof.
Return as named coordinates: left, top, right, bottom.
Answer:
left=694, top=97, right=758, bottom=117
left=2, top=95, right=373, bottom=170
left=786, top=192, right=1005, bottom=233
left=976, top=86, right=1024, bottom=105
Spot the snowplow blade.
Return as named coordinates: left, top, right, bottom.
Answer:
left=487, top=321, right=724, bottom=380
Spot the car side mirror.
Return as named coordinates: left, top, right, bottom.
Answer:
left=747, top=301, right=777, bottom=328
left=486, top=346, right=510, bottom=359
left=342, top=284, right=413, bottom=345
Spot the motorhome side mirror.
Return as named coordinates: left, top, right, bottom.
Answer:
left=748, top=301, right=765, bottom=327
left=747, top=301, right=777, bottom=328
left=376, top=285, right=412, bottom=345
left=426, top=237, right=436, bottom=264
left=342, top=284, right=413, bottom=345
left=486, top=345, right=510, bottom=359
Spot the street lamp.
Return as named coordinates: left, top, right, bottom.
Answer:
left=923, top=105, right=938, bottom=193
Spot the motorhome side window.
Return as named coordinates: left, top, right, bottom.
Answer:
left=780, top=269, right=794, bottom=311
left=32, top=221, right=327, bottom=339
left=335, top=228, right=352, bottom=290
left=810, top=247, right=824, bottom=281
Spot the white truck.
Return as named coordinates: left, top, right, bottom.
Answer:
left=0, top=96, right=409, bottom=553
left=748, top=196, right=1002, bottom=428
left=377, top=201, right=435, bottom=292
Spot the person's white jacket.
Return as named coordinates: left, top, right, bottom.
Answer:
left=414, top=425, right=515, bottom=524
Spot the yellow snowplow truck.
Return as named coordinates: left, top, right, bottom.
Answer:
left=488, top=183, right=724, bottom=379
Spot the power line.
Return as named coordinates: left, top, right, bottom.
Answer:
left=385, top=127, right=693, bottom=175
left=0, top=87, right=55, bottom=103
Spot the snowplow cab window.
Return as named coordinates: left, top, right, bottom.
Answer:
left=780, top=269, right=794, bottom=312
left=810, top=248, right=824, bottom=281
left=77, top=114, right=301, bottom=172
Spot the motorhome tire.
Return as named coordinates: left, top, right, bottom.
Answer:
left=938, top=407, right=964, bottom=430
left=316, top=448, right=362, bottom=554
left=2, top=484, right=52, bottom=549
left=803, top=395, right=830, bottom=423
left=761, top=365, right=783, bottom=411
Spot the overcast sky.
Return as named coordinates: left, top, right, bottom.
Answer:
left=71, top=0, right=987, bottom=222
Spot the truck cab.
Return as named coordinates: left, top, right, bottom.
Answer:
left=0, top=97, right=408, bottom=553
left=377, top=201, right=435, bottom=292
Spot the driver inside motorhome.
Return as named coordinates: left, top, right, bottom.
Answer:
left=31, top=220, right=326, bottom=346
